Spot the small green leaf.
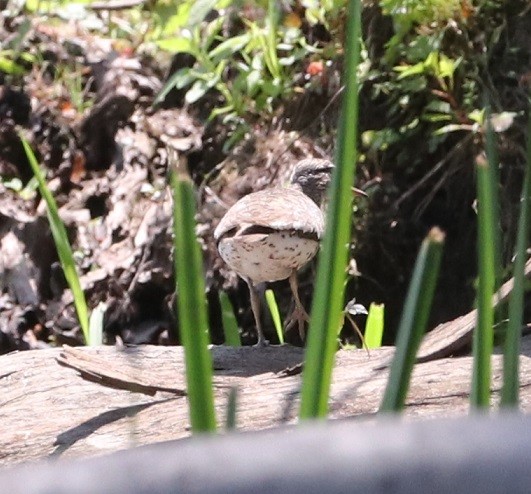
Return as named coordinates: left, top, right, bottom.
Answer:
left=219, top=291, right=241, bottom=347
left=209, top=34, right=250, bottom=64
left=468, top=108, right=486, bottom=125
left=365, top=303, right=384, bottom=349
left=2, top=177, right=23, bottom=192
left=424, top=100, right=452, bottom=114
left=155, top=68, right=196, bottom=106
left=155, top=37, right=194, bottom=54
left=438, top=54, right=460, bottom=79
left=265, top=289, right=284, bottom=345
left=0, top=56, right=25, bottom=75
left=395, top=62, right=426, bottom=79
left=185, top=78, right=212, bottom=104
left=434, top=123, right=477, bottom=135
left=88, top=302, right=107, bottom=346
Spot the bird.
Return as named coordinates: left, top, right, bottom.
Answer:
left=214, top=158, right=334, bottom=346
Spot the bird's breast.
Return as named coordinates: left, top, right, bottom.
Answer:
left=217, top=230, right=320, bottom=283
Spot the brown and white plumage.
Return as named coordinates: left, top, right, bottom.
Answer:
left=214, top=158, right=334, bottom=346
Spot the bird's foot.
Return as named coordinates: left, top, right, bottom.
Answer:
left=253, top=336, right=270, bottom=348
left=284, top=305, right=310, bottom=341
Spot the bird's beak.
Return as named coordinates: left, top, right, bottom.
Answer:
left=352, top=187, right=368, bottom=197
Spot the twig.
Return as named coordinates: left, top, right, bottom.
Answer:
left=57, top=345, right=186, bottom=396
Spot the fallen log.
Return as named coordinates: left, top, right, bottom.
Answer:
left=2, top=335, right=531, bottom=466
left=418, top=258, right=531, bottom=360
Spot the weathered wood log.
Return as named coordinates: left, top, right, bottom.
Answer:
left=418, top=257, right=531, bottom=361
left=2, top=336, right=531, bottom=467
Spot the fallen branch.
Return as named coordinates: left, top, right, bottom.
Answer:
left=2, top=337, right=531, bottom=466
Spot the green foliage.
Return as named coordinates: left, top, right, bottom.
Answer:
left=172, top=157, right=217, bottom=433
left=55, top=63, right=94, bottom=114
left=0, top=18, right=33, bottom=77
left=360, top=0, right=526, bottom=172
left=381, top=0, right=462, bottom=27
left=219, top=291, right=241, bottom=346
left=380, top=228, right=445, bottom=412
left=501, top=108, right=531, bottom=407
left=265, top=289, right=284, bottom=345
left=88, top=302, right=106, bottom=346
left=225, top=386, right=238, bottom=430
left=155, top=0, right=326, bottom=131
left=20, top=136, right=91, bottom=344
left=364, top=303, right=384, bottom=349
left=470, top=125, right=499, bottom=409
left=1, top=176, right=39, bottom=200
left=299, top=0, right=361, bottom=420
left=303, top=0, right=347, bottom=26
left=380, top=0, right=462, bottom=62
left=0, top=51, right=28, bottom=76
left=395, top=51, right=461, bottom=91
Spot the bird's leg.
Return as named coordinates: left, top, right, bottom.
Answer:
left=284, top=271, right=310, bottom=341
left=245, top=278, right=269, bottom=347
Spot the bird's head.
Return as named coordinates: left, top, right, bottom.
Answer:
left=290, top=158, right=334, bottom=205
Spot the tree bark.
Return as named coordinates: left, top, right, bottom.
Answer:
left=2, top=334, right=531, bottom=466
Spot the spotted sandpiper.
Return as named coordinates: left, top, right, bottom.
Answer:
left=214, top=158, right=334, bottom=346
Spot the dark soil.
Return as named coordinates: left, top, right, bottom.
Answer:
left=0, top=3, right=529, bottom=353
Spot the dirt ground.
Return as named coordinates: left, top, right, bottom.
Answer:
left=1, top=2, right=530, bottom=352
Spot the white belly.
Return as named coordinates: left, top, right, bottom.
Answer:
left=218, top=231, right=319, bottom=283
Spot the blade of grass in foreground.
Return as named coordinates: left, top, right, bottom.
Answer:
left=172, top=158, right=216, bottom=433
left=380, top=228, right=445, bottom=412
left=265, top=289, right=284, bottom=344
left=365, top=303, right=385, bottom=349
left=484, top=109, right=503, bottom=279
left=20, top=136, right=90, bottom=344
left=219, top=291, right=241, bottom=346
left=501, top=109, right=531, bottom=406
left=299, top=0, right=361, bottom=420
left=225, top=386, right=238, bottom=431
left=471, top=149, right=498, bottom=409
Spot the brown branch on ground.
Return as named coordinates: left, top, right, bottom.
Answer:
left=57, top=346, right=185, bottom=396
left=418, top=257, right=531, bottom=361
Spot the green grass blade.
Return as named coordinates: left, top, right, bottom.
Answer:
left=219, top=291, right=241, bottom=347
left=88, top=301, right=106, bottom=346
left=471, top=149, right=497, bottom=409
left=484, top=109, right=503, bottom=277
left=365, top=303, right=385, bottom=349
left=264, top=0, right=281, bottom=80
left=501, top=108, right=531, bottom=406
left=20, top=136, right=90, bottom=344
left=225, top=386, right=238, bottom=431
left=265, top=289, right=284, bottom=345
left=380, top=228, right=445, bottom=412
left=172, top=160, right=216, bottom=433
left=299, top=0, right=361, bottom=420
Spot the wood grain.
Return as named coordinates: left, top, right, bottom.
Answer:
left=2, top=336, right=531, bottom=466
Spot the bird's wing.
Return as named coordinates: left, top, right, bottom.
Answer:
left=214, top=188, right=324, bottom=241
